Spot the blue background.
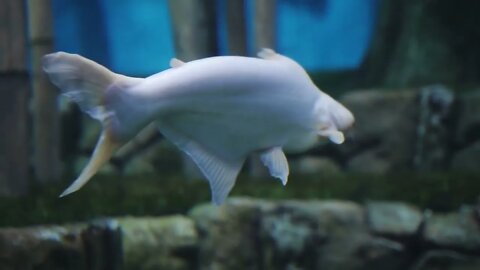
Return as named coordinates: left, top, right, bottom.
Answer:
left=51, top=0, right=378, bottom=75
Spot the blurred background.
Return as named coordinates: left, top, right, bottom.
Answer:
left=1, top=0, right=480, bottom=269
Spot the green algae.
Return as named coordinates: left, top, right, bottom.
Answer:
left=0, top=172, right=478, bottom=227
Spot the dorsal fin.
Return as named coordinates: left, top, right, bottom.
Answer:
left=257, top=48, right=277, bottom=59
left=169, top=58, right=185, bottom=68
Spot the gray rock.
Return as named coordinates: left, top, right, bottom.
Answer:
left=188, top=198, right=273, bottom=270
left=118, top=215, right=197, bottom=270
left=259, top=200, right=408, bottom=270
left=455, top=91, right=480, bottom=146
left=82, top=219, right=123, bottom=270
left=411, top=250, right=480, bottom=270
left=423, top=207, right=480, bottom=251
left=346, top=150, right=391, bottom=173
left=122, top=155, right=157, bottom=175
left=450, top=90, right=480, bottom=171
left=259, top=200, right=365, bottom=269
left=338, top=87, right=455, bottom=172
left=317, top=234, right=406, bottom=270
left=188, top=198, right=412, bottom=270
left=367, top=201, right=423, bottom=237
left=451, top=142, right=480, bottom=172
left=4, top=200, right=480, bottom=270
left=413, top=85, right=454, bottom=170
left=0, top=220, right=121, bottom=270
left=290, top=156, right=341, bottom=175
left=0, top=225, right=85, bottom=269
left=339, top=90, right=419, bottom=172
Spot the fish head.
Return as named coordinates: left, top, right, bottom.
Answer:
left=328, top=98, right=354, bottom=131
left=315, top=93, right=354, bottom=144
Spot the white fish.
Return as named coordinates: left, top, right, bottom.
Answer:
left=43, top=49, right=354, bottom=205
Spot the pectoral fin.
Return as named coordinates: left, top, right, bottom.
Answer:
left=319, top=129, right=345, bottom=144
left=159, top=125, right=244, bottom=205
left=260, top=147, right=289, bottom=185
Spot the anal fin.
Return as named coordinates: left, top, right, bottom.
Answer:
left=159, top=125, right=244, bottom=205
left=260, top=147, right=289, bottom=185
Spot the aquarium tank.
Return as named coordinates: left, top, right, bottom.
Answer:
left=0, top=0, right=480, bottom=269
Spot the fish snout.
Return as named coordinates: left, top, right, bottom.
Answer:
left=330, top=102, right=355, bottom=131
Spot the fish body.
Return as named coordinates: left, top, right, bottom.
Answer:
left=43, top=49, right=354, bottom=204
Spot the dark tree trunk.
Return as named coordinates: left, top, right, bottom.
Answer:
left=226, top=0, right=247, bottom=56
left=360, top=0, right=480, bottom=88
left=0, top=0, right=30, bottom=196
left=254, top=0, right=277, bottom=52
left=168, top=0, right=218, bottom=61
left=27, top=0, right=61, bottom=183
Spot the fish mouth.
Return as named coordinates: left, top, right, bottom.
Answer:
left=331, top=108, right=355, bottom=131
left=59, top=130, right=120, bottom=197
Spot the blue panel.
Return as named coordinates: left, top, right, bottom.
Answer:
left=277, top=0, right=378, bottom=71
left=51, top=0, right=110, bottom=66
left=51, top=0, right=378, bottom=75
left=216, top=0, right=228, bottom=55
left=100, top=0, right=175, bottom=75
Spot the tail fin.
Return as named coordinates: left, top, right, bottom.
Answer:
left=42, top=52, right=138, bottom=197
left=43, top=52, right=117, bottom=121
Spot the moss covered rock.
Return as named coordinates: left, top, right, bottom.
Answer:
left=118, top=215, right=197, bottom=270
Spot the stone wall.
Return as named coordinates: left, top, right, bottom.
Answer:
left=1, top=198, right=480, bottom=270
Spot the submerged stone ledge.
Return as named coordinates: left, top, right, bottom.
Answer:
left=1, top=198, right=480, bottom=270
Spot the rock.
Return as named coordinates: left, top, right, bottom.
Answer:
left=423, top=206, right=480, bottom=251
left=411, top=250, right=480, bottom=270
left=413, top=85, right=455, bottom=170
left=455, top=91, right=480, bottom=146
left=338, top=87, right=455, bottom=172
left=318, top=234, right=406, bottom=270
left=122, top=155, right=157, bottom=175
left=259, top=200, right=365, bottom=269
left=339, top=90, right=419, bottom=172
left=450, top=142, right=480, bottom=172
left=346, top=149, right=391, bottom=173
left=261, top=200, right=410, bottom=270
left=117, top=215, right=198, bottom=270
left=289, top=156, right=341, bottom=175
left=188, top=198, right=411, bottom=270
left=367, top=201, right=423, bottom=237
left=450, top=90, right=480, bottom=171
left=0, top=225, right=85, bottom=270
left=188, top=198, right=273, bottom=270
left=0, top=220, right=122, bottom=270
left=4, top=200, right=480, bottom=270
left=82, top=219, right=123, bottom=270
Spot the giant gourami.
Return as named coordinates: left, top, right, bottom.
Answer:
left=43, top=49, right=354, bottom=205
